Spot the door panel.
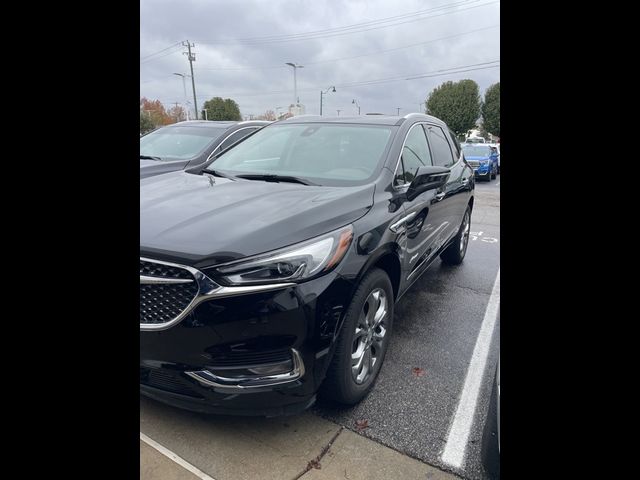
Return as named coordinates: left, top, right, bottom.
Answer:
left=425, top=125, right=471, bottom=244
left=393, top=123, right=449, bottom=284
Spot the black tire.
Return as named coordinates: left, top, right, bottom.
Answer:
left=440, top=206, right=471, bottom=265
left=491, top=167, right=496, bottom=180
left=320, top=268, right=394, bottom=405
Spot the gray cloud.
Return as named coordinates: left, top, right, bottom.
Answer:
left=140, top=0, right=500, bottom=118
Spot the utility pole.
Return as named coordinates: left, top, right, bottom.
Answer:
left=183, top=41, right=198, bottom=120
left=396, top=107, right=401, bottom=116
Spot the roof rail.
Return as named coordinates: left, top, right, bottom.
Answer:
left=403, top=112, right=426, bottom=119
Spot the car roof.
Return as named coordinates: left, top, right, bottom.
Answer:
left=166, top=120, right=271, bottom=128
left=278, top=113, right=447, bottom=127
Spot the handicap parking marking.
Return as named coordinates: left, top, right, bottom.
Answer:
left=469, top=231, right=498, bottom=243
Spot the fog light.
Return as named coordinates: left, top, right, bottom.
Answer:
left=248, top=361, right=293, bottom=375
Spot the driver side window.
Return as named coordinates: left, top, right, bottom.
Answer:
left=395, top=124, right=432, bottom=185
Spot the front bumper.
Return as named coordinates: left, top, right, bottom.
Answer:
left=473, top=165, right=491, bottom=177
left=140, top=268, right=354, bottom=416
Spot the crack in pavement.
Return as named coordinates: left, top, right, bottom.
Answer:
left=453, top=284, right=492, bottom=295
left=292, top=426, right=345, bottom=480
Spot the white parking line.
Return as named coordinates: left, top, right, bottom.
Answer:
left=140, top=432, right=217, bottom=480
left=441, top=269, right=500, bottom=469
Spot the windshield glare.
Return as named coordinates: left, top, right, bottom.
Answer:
left=209, top=124, right=394, bottom=186
left=463, top=145, right=492, bottom=157
left=140, top=126, right=227, bottom=161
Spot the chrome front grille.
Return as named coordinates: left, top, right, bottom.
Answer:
left=140, top=259, right=199, bottom=325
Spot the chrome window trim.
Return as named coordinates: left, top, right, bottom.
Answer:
left=185, top=348, right=305, bottom=390
left=140, top=256, right=295, bottom=331
left=205, top=126, right=259, bottom=162
left=392, top=122, right=463, bottom=191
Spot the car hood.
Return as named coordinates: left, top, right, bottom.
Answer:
left=140, top=159, right=191, bottom=179
left=140, top=171, right=375, bottom=266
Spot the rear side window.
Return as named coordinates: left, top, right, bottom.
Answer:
left=426, top=125, right=455, bottom=167
left=396, top=124, right=432, bottom=185
left=448, top=129, right=461, bottom=159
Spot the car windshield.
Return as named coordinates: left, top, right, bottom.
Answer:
left=463, top=145, right=492, bottom=157
left=209, top=123, right=395, bottom=186
left=140, top=125, right=228, bottom=161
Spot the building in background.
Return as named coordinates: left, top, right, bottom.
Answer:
left=288, top=103, right=306, bottom=116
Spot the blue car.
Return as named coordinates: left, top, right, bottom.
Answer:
left=462, top=144, right=498, bottom=181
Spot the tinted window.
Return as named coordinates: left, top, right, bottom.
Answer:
left=140, top=125, right=227, bottom=161
left=218, top=128, right=257, bottom=152
left=448, top=129, right=461, bottom=159
left=212, top=124, right=394, bottom=187
left=426, top=126, right=455, bottom=167
left=397, top=124, right=432, bottom=184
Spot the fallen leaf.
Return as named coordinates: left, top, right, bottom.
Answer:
left=355, top=419, right=369, bottom=431
left=412, top=367, right=426, bottom=377
left=307, top=458, right=321, bottom=470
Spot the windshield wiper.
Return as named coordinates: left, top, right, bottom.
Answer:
left=202, top=168, right=235, bottom=179
left=140, top=154, right=162, bottom=161
left=235, top=174, right=317, bottom=186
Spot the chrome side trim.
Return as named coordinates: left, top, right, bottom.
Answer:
left=205, top=126, right=258, bottom=162
left=185, top=348, right=305, bottom=390
left=139, top=275, right=194, bottom=285
left=140, top=256, right=295, bottom=331
left=389, top=212, right=417, bottom=233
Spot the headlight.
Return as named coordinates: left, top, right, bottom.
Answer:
left=210, top=225, right=354, bottom=285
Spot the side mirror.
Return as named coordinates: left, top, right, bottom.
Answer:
left=407, top=165, right=450, bottom=200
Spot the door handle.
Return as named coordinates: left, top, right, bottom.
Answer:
left=434, top=192, right=446, bottom=201
left=389, top=212, right=417, bottom=233
left=461, top=178, right=469, bottom=186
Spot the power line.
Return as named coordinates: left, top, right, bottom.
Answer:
left=193, top=24, right=499, bottom=71
left=211, top=0, right=477, bottom=43
left=196, top=1, right=499, bottom=45
left=140, top=47, right=183, bottom=64
left=140, top=41, right=183, bottom=62
left=192, top=60, right=500, bottom=99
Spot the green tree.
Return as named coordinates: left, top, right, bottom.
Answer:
left=481, top=82, right=500, bottom=137
left=202, top=97, right=242, bottom=121
left=140, top=111, right=155, bottom=134
left=425, top=79, right=481, bottom=136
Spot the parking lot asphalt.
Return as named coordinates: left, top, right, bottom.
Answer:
left=141, top=178, right=500, bottom=480
left=313, top=180, right=500, bottom=480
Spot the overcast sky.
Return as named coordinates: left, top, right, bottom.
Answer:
left=140, top=0, right=500, bottom=119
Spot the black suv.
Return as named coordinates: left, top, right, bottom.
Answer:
left=140, top=120, right=270, bottom=179
left=140, top=114, right=475, bottom=416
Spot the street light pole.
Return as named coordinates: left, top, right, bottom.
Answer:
left=320, top=86, right=336, bottom=116
left=352, top=99, right=360, bottom=115
left=285, top=62, right=304, bottom=105
left=173, top=73, right=190, bottom=121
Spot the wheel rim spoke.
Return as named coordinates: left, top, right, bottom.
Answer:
left=351, top=288, right=388, bottom=385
